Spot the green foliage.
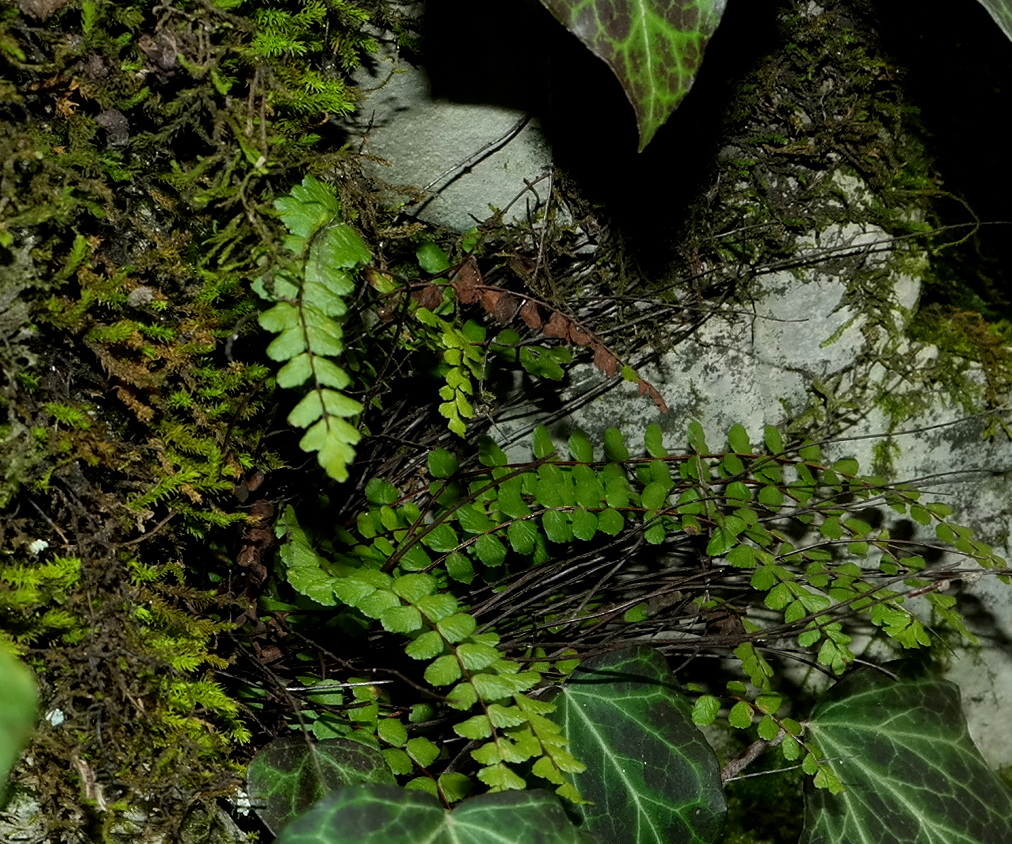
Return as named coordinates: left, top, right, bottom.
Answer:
left=128, top=558, right=252, bottom=750
left=976, top=0, right=1012, bottom=41
left=275, top=504, right=582, bottom=801
left=803, top=663, right=1012, bottom=842
left=273, top=784, right=597, bottom=844
left=5, top=0, right=1012, bottom=839
left=256, top=175, right=370, bottom=481
left=257, top=180, right=589, bottom=452
left=0, top=646, right=37, bottom=797
left=536, top=0, right=1012, bottom=150
left=267, top=416, right=1008, bottom=821
left=554, top=648, right=726, bottom=842
left=251, top=647, right=1011, bottom=844
left=247, top=736, right=396, bottom=835
left=0, top=555, right=84, bottom=644
left=415, top=309, right=486, bottom=437
left=536, top=0, right=728, bottom=150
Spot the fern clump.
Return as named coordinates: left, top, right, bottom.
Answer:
left=266, top=415, right=1008, bottom=801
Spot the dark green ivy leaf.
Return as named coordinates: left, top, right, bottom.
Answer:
left=273, top=785, right=598, bottom=844
left=555, top=647, right=726, bottom=843
left=248, top=737, right=395, bottom=836
left=803, top=663, right=1012, bottom=844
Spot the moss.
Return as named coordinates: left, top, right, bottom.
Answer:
left=0, top=0, right=420, bottom=837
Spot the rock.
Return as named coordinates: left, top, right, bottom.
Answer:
left=345, top=48, right=552, bottom=232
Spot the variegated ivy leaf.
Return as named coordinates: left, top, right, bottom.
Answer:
left=554, top=647, right=726, bottom=843
left=975, top=0, right=1012, bottom=41
left=536, top=0, right=728, bottom=150
left=803, top=663, right=1012, bottom=844
left=247, top=737, right=394, bottom=836
left=274, top=785, right=599, bottom=844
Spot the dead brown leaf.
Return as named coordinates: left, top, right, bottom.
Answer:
left=520, top=300, right=542, bottom=330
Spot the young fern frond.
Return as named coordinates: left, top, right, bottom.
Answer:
left=414, top=309, right=486, bottom=437
left=257, top=175, right=371, bottom=482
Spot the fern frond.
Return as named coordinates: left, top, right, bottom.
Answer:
left=257, top=175, right=371, bottom=482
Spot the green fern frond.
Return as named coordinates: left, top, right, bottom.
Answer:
left=257, top=175, right=371, bottom=482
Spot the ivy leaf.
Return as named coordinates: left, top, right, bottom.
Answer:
left=802, top=663, right=1012, bottom=842
left=555, top=647, right=726, bottom=843
left=247, top=737, right=394, bottom=836
left=975, top=0, right=1012, bottom=42
left=273, top=785, right=598, bottom=844
left=535, top=0, right=727, bottom=151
